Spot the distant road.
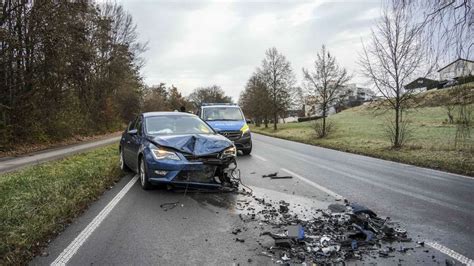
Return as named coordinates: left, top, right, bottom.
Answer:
left=0, top=136, right=121, bottom=174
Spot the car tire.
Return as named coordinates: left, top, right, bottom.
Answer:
left=242, top=144, right=252, bottom=155
left=139, top=158, right=153, bottom=190
left=119, top=149, right=131, bottom=172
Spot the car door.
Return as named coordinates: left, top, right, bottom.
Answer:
left=128, top=116, right=143, bottom=170
left=123, top=117, right=138, bottom=166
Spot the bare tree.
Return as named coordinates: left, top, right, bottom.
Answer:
left=258, top=47, right=296, bottom=130
left=303, top=45, right=351, bottom=138
left=188, top=85, right=232, bottom=109
left=359, top=3, right=426, bottom=148
left=239, top=72, right=272, bottom=127
left=402, top=0, right=473, bottom=150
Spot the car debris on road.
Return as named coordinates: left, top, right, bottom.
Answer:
left=262, top=172, right=293, bottom=179
left=232, top=183, right=418, bottom=264
left=155, top=170, right=435, bottom=264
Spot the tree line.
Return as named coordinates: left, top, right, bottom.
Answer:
left=239, top=46, right=349, bottom=135
left=0, top=1, right=145, bottom=149
left=0, top=1, right=235, bottom=150
left=140, top=83, right=232, bottom=113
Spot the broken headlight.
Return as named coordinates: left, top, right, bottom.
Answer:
left=222, top=146, right=237, bottom=157
left=151, top=148, right=181, bottom=161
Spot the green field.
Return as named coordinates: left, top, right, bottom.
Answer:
left=0, top=144, right=122, bottom=265
left=252, top=88, right=473, bottom=176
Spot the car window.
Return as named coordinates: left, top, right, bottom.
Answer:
left=136, top=117, right=143, bottom=135
left=202, top=107, right=243, bottom=121
left=145, top=115, right=214, bottom=135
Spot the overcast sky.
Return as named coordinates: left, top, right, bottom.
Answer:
left=118, top=0, right=381, bottom=101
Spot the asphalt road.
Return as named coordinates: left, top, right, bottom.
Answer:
left=0, top=136, right=121, bottom=173
left=29, top=133, right=473, bottom=265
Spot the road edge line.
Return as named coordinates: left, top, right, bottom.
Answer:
left=426, top=242, right=473, bottom=265
left=51, top=175, right=138, bottom=266
left=252, top=154, right=268, bottom=161
left=280, top=168, right=343, bottom=199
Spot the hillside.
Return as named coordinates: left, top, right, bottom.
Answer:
left=251, top=84, right=474, bottom=176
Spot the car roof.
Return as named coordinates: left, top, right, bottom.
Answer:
left=142, top=112, right=196, bottom=118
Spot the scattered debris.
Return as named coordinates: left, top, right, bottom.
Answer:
left=231, top=228, right=242, bottom=235
left=262, top=172, right=278, bottom=178
left=159, top=202, right=180, bottom=211
left=281, top=253, right=291, bottom=261
left=279, top=204, right=289, bottom=213
left=269, top=175, right=293, bottom=179
left=235, top=238, right=245, bottom=243
left=262, top=172, right=293, bottom=179
left=233, top=187, right=413, bottom=264
left=416, top=241, right=425, bottom=247
left=287, top=225, right=305, bottom=240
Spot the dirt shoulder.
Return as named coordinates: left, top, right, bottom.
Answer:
left=0, top=131, right=122, bottom=159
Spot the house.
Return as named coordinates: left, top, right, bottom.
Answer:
left=404, top=77, right=439, bottom=93
left=303, top=84, right=375, bottom=117
left=279, top=109, right=304, bottom=123
left=343, top=84, right=375, bottom=102
left=438, top=58, right=474, bottom=80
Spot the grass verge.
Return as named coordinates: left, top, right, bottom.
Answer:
left=251, top=105, right=473, bottom=176
left=0, top=144, right=123, bottom=265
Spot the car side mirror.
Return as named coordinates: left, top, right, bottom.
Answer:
left=128, top=129, right=138, bottom=135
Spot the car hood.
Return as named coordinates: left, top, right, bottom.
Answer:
left=206, top=120, right=245, bottom=132
left=147, top=134, right=233, bottom=156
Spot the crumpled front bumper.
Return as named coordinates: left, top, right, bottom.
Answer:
left=143, top=150, right=234, bottom=187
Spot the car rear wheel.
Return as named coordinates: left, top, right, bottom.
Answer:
left=120, top=149, right=131, bottom=172
left=242, top=144, right=252, bottom=155
left=139, top=158, right=153, bottom=190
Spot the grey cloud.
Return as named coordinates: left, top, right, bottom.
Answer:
left=119, top=0, right=380, bottom=100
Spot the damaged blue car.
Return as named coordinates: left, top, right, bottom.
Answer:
left=119, top=112, right=237, bottom=190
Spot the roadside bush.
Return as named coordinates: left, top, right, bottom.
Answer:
left=383, top=116, right=413, bottom=149
left=312, top=120, right=335, bottom=138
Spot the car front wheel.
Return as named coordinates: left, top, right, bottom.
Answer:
left=242, top=142, right=252, bottom=155
left=139, top=158, right=153, bottom=190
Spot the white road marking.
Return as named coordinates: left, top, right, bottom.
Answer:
left=280, top=168, right=343, bottom=199
left=252, top=154, right=268, bottom=161
left=426, top=242, right=473, bottom=265
left=51, top=175, right=139, bottom=266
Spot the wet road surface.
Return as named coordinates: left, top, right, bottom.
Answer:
left=30, top=133, right=473, bottom=265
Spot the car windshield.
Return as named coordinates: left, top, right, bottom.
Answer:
left=202, top=107, right=243, bottom=121
left=145, top=115, right=214, bottom=135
